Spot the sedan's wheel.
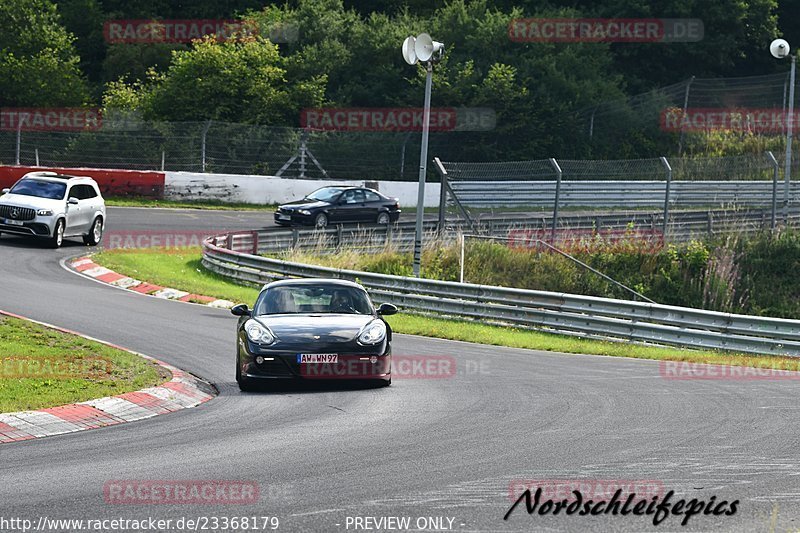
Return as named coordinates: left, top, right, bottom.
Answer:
left=314, top=212, right=328, bottom=228
left=377, top=212, right=390, bottom=225
left=48, top=219, right=65, bottom=248
left=83, top=217, right=103, bottom=246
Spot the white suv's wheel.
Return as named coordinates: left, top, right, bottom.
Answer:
left=49, top=219, right=65, bottom=248
left=83, top=217, right=103, bottom=246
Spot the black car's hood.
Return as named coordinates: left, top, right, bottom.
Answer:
left=254, top=313, right=376, bottom=343
left=279, top=198, right=329, bottom=210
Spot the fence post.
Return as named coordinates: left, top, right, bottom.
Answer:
left=660, top=156, right=672, bottom=236
left=292, top=228, right=299, bottom=248
left=15, top=119, right=22, bottom=165
left=767, top=151, right=780, bottom=230
left=549, top=158, right=563, bottom=243
left=161, top=150, right=165, bottom=171
left=201, top=120, right=211, bottom=172
left=434, top=157, right=448, bottom=235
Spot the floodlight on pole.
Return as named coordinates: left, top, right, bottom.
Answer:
left=402, top=33, right=444, bottom=278
left=770, top=38, right=796, bottom=224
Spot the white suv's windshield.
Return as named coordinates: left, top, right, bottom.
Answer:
left=10, top=179, right=67, bottom=200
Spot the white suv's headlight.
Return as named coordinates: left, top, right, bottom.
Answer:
left=244, top=319, right=276, bottom=345
left=37, top=209, right=53, bottom=216
left=358, top=320, right=386, bottom=345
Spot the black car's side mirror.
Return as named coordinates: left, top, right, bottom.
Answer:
left=377, top=303, right=398, bottom=316
left=231, top=304, right=251, bottom=317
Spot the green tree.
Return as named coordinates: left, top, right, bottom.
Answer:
left=0, top=0, right=89, bottom=106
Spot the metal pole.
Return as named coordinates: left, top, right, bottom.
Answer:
left=677, top=76, right=695, bottom=156
left=201, top=120, right=211, bottom=172
left=549, top=158, right=562, bottom=243
left=459, top=233, right=465, bottom=283
left=767, top=151, right=779, bottom=229
left=15, top=119, right=22, bottom=165
left=299, top=131, right=307, bottom=179
left=434, top=157, right=448, bottom=235
left=161, top=150, right=165, bottom=171
left=35, top=148, right=39, bottom=167
left=660, top=156, right=672, bottom=235
left=589, top=107, right=597, bottom=139
left=784, top=55, right=796, bottom=223
left=412, top=62, right=433, bottom=278
left=400, top=131, right=412, bottom=178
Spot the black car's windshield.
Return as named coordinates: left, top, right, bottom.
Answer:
left=10, top=179, right=67, bottom=200
left=306, top=187, right=345, bottom=203
left=255, top=284, right=373, bottom=315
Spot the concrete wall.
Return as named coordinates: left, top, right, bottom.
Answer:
left=163, top=171, right=442, bottom=207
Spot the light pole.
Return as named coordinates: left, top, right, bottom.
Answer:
left=771, top=39, right=796, bottom=221
left=402, top=33, right=444, bottom=277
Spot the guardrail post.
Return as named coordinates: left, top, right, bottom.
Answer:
left=292, top=228, right=299, bottom=248
left=15, top=119, right=22, bottom=165
left=386, top=223, right=393, bottom=247
left=549, top=158, right=563, bottom=243
left=767, top=151, right=779, bottom=230
left=336, top=224, right=343, bottom=248
left=660, top=156, right=672, bottom=237
left=251, top=230, right=259, bottom=255
left=707, top=211, right=713, bottom=235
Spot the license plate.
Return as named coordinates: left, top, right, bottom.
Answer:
left=3, top=219, right=23, bottom=226
left=297, top=353, right=338, bottom=364
left=277, top=214, right=290, bottom=220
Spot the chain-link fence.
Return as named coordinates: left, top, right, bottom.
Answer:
left=0, top=119, right=494, bottom=181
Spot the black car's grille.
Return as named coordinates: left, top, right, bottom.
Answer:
left=0, top=205, right=35, bottom=221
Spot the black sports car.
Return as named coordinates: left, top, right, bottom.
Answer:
left=231, top=278, right=397, bottom=391
left=274, top=186, right=401, bottom=228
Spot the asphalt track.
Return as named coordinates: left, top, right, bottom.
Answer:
left=1, top=207, right=800, bottom=532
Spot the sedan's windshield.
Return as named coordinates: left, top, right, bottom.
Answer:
left=255, top=284, right=373, bottom=315
left=10, top=179, right=67, bottom=200
left=306, top=187, right=345, bottom=203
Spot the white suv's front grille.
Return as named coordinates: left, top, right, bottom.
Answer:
left=0, top=205, right=35, bottom=221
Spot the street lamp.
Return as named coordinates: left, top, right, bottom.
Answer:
left=402, top=33, right=444, bottom=277
left=771, top=38, right=796, bottom=221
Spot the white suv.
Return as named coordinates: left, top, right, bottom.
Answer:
left=0, top=172, right=106, bottom=248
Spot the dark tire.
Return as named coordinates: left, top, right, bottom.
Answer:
left=48, top=219, right=65, bottom=248
left=314, top=212, right=328, bottom=228
left=381, top=377, right=392, bottom=387
left=83, top=217, right=103, bottom=246
left=377, top=212, right=390, bottom=225
left=236, top=358, right=254, bottom=392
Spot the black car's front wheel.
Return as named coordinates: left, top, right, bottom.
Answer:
left=314, top=212, right=328, bottom=228
left=236, top=359, right=254, bottom=392
left=377, top=212, right=390, bottom=225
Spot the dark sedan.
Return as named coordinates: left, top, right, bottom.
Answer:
left=231, top=278, right=397, bottom=391
left=274, top=186, right=401, bottom=228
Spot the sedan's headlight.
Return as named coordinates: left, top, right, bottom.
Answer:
left=244, top=319, right=276, bottom=345
left=298, top=209, right=311, bottom=216
left=37, top=209, right=53, bottom=216
left=358, top=320, right=386, bottom=345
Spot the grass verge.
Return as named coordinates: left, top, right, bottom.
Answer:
left=0, top=316, right=166, bottom=412
left=106, top=196, right=277, bottom=211
left=87, top=247, right=800, bottom=372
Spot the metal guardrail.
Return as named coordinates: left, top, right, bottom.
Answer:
left=447, top=180, right=800, bottom=208
left=202, top=226, right=800, bottom=357
left=218, top=206, right=800, bottom=257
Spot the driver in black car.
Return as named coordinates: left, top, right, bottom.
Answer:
left=330, top=290, right=355, bottom=313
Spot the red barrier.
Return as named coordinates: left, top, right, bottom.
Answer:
left=0, top=166, right=164, bottom=198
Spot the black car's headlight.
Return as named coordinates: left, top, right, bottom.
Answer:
left=298, top=209, right=311, bottom=215
left=244, top=319, right=276, bottom=345
left=357, top=319, right=386, bottom=345
left=37, top=209, right=53, bottom=216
